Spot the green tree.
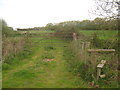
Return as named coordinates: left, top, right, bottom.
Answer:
left=1, top=19, right=15, bottom=37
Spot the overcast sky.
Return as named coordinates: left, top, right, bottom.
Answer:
left=0, top=0, right=96, bottom=29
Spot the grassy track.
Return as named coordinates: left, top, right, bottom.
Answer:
left=3, top=34, right=91, bottom=88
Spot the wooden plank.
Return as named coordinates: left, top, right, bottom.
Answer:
left=97, top=64, right=104, bottom=68
left=100, top=74, right=105, bottom=78
left=88, top=49, right=115, bottom=52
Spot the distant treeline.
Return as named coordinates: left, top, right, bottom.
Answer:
left=45, top=17, right=118, bottom=31
left=17, top=17, right=118, bottom=31
left=17, top=28, right=40, bottom=31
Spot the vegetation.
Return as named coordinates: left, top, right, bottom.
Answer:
left=1, top=19, right=32, bottom=68
left=80, top=30, right=118, bottom=39
left=63, top=30, right=118, bottom=88
left=3, top=33, right=90, bottom=88
left=17, top=17, right=118, bottom=31
left=1, top=19, right=18, bottom=37
left=2, top=17, right=119, bottom=88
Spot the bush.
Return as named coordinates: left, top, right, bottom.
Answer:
left=91, top=33, right=118, bottom=51
left=1, top=19, right=18, bottom=37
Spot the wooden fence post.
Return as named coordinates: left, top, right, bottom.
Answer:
left=81, top=42, right=85, bottom=51
left=73, top=33, right=77, bottom=41
left=84, top=42, right=90, bottom=64
left=86, top=42, right=90, bottom=49
left=97, top=60, right=106, bottom=80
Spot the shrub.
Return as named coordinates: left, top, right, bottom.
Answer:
left=1, top=19, right=19, bottom=37
left=91, top=33, right=118, bottom=51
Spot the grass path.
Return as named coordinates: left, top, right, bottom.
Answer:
left=3, top=37, right=91, bottom=88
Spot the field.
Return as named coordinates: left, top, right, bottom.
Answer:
left=2, top=30, right=118, bottom=88
left=80, top=30, right=118, bottom=39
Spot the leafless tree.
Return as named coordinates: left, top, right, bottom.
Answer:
left=93, top=0, right=120, bottom=19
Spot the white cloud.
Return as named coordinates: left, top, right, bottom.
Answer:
left=0, top=0, right=96, bottom=29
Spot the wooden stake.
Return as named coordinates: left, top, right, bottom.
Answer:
left=97, top=60, right=106, bottom=80
left=81, top=42, right=84, bottom=51
left=73, top=33, right=77, bottom=41
left=97, top=68, right=101, bottom=80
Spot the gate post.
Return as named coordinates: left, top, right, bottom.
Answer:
left=73, top=33, right=77, bottom=41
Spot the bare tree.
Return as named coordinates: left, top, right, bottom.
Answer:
left=93, top=0, right=120, bottom=19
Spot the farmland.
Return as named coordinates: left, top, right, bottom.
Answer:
left=80, top=30, right=118, bottom=39
left=1, top=0, right=119, bottom=88
left=2, top=29, right=118, bottom=88
left=3, top=32, right=90, bottom=88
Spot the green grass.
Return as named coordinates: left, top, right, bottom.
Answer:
left=44, top=45, right=55, bottom=51
left=80, top=30, right=118, bottom=39
left=13, top=69, right=36, bottom=79
left=41, top=52, right=55, bottom=59
left=3, top=33, right=91, bottom=88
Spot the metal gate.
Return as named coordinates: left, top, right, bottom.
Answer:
left=27, top=32, right=74, bottom=47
